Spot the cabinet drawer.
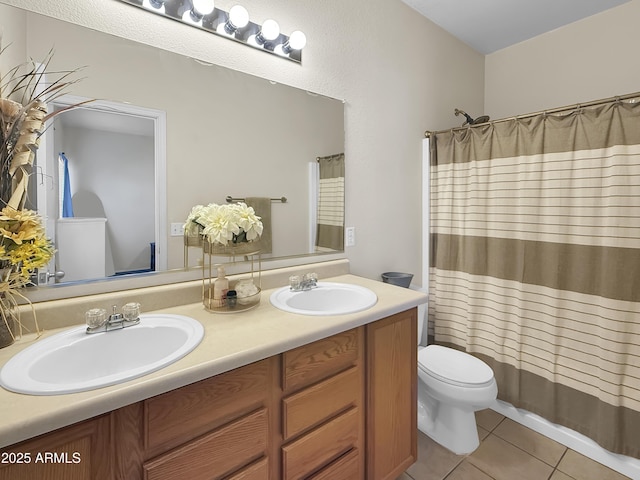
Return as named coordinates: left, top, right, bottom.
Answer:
left=145, top=358, right=271, bottom=454
left=282, top=328, right=359, bottom=393
left=143, top=408, right=268, bottom=480
left=308, top=449, right=360, bottom=480
left=282, top=407, right=359, bottom=480
left=227, top=457, right=269, bottom=480
left=283, top=366, right=359, bottom=441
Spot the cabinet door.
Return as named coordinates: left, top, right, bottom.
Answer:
left=366, top=308, right=417, bottom=480
left=143, top=408, right=268, bottom=480
left=0, top=415, right=112, bottom=480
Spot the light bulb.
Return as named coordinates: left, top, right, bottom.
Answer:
left=288, top=30, right=306, bottom=50
left=144, top=0, right=165, bottom=10
left=261, top=19, right=280, bottom=41
left=228, top=5, right=249, bottom=29
left=192, top=0, right=215, bottom=16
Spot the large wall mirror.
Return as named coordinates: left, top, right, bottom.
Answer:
left=0, top=2, right=345, bottom=299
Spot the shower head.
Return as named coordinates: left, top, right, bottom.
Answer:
left=454, top=108, right=490, bottom=126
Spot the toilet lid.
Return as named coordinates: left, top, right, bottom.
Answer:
left=418, top=345, right=494, bottom=387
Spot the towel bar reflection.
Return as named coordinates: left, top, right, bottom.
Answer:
left=226, top=196, right=287, bottom=203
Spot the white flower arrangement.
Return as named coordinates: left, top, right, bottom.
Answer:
left=184, top=202, right=263, bottom=246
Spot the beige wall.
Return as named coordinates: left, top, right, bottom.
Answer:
left=0, top=5, right=26, bottom=98
left=485, top=0, right=640, bottom=119
left=3, top=0, right=485, bottom=287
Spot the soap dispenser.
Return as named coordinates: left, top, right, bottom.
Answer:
left=213, top=266, right=229, bottom=307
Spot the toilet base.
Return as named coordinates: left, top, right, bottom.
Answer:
left=417, top=395, right=481, bottom=455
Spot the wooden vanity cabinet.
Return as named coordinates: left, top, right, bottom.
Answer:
left=1, top=308, right=418, bottom=480
left=0, top=414, right=112, bottom=480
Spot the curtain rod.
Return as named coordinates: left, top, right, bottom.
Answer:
left=316, top=153, right=344, bottom=161
left=226, top=196, right=287, bottom=203
left=424, top=90, right=640, bottom=138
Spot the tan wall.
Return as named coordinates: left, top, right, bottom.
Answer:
left=485, top=0, right=640, bottom=119
left=0, top=5, right=26, bottom=99
left=2, top=0, right=485, bottom=287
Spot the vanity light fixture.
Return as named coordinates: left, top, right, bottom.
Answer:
left=274, top=30, right=306, bottom=57
left=117, top=0, right=306, bottom=63
left=224, top=5, right=249, bottom=34
left=255, top=19, right=280, bottom=46
left=283, top=30, right=307, bottom=53
left=143, top=0, right=165, bottom=11
left=189, top=0, right=215, bottom=22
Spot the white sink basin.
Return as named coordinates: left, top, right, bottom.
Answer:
left=0, top=314, right=204, bottom=395
left=270, top=282, right=377, bottom=316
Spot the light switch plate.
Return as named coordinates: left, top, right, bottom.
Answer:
left=170, top=223, right=184, bottom=236
left=345, top=227, right=356, bottom=247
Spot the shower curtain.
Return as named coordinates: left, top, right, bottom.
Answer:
left=316, top=153, right=345, bottom=251
left=429, top=96, right=640, bottom=458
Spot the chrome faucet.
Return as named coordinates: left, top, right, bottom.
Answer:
left=290, top=272, right=318, bottom=292
left=85, top=303, right=141, bottom=334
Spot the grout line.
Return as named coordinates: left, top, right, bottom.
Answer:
left=444, top=456, right=468, bottom=479
left=550, top=465, right=579, bottom=480
left=556, top=448, right=570, bottom=467
left=489, top=419, right=569, bottom=469
left=487, top=429, right=567, bottom=469
left=491, top=415, right=507, bottom=432
left=442, top=459, right=498, bottom=480
left=553, top=449, right=583, bottom=480
left=478, top=414, right=506, bottom=434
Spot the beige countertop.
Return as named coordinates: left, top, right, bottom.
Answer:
left=0, top=273, right=427, bottom=448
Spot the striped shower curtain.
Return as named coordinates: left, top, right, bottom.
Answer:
left=429, top=96, right=640, bottom=458
left=316, top=153, right=345, bottom=251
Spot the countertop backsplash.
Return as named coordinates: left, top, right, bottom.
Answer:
left=16, top=259, right=350, bottom=332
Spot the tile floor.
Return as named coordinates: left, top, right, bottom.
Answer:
left=398, top=409, right=632, bottom=480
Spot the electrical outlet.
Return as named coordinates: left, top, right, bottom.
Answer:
left=345, top=227, right=356, bottom=247
left=170, top=222, right=184, bottom=236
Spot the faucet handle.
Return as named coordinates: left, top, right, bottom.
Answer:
left=85, top=308, right=107, bottom=328
left=303, top=272, right=318, bottom=284
left=289, top=275, right=302, bottom=291
left=122, top=302, right=141, bottom=322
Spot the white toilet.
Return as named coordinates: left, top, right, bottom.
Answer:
left=417, top=316, right=498, bottom=454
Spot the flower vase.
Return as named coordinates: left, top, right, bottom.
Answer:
left=233, top=230, right=248, bottom=244
left=183, top=227, right=204, bottom=268
left=203, top=237, right=260, bottom=257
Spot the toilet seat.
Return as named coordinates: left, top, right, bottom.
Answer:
left=418, top=345, right=494, bottom=388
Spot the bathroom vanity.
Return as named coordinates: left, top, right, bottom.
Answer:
left=0, top=272, right=425, bottom=480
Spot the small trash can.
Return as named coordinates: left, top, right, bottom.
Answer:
left=381, top=272, right=413, bottom=288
